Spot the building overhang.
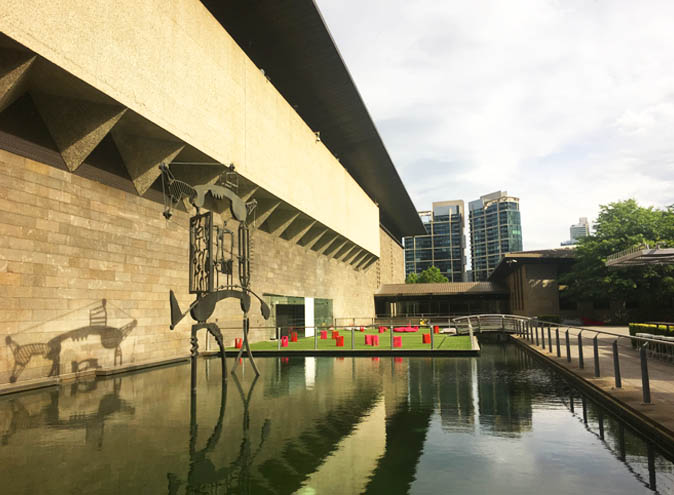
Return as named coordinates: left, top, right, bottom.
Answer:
left=489, top=249, right=577, bottom=281
left=201, top=0, right=425, bottom=239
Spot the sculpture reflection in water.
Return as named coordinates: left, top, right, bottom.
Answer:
left=160, top=163, right=271, bottom=388
left=167, top=372, right=271, bottom=494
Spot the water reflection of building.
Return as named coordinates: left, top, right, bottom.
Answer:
left=476, top=345, right=533, bottom=436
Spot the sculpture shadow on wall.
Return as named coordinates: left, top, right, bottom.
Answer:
left=0, top=377, right=135, bottom=448
left=4, top=299, right=137, bottom=383
left=167, top=372, right=272, bottom=494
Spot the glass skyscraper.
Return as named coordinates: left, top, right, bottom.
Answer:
left=403, top=200, right=466, bottom=282
left=469, top=191, right=522, bottom=281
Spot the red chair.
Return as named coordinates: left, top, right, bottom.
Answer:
left=360, top=327, right=366, bottom=332
left=365, top=334, right=373, bottom=345
left=393, top=336, right=402, bottom=348
left=433, top=326, right=440, bottom=334
left=422, top=333, right=431, bottom=344
left=372, top=335, right=379, bottom=346
left=332, top=330, right=340, bottom=339
left=281, top=336, right=289, bottom=347
left=336, top=336, right=344, bottom=347
left=320, top=330, right=327, bottom=340
left=291, top=331, right=298, bottom=342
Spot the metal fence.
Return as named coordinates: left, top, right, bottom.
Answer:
left=452, top=314, right=672, bottom=404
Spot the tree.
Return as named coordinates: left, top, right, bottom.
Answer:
left=406, top=266, right=449, bottom=284
left=560, top=199, right=674, bottom=322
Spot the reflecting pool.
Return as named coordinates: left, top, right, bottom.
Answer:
left=0, top=344, right=673, bottom=494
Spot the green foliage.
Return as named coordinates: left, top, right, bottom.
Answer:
left=560, top=199, right=674, bottom=322
left=406, top=265, right=449, bottom=284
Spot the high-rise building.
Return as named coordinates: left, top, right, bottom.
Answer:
left=469, top=191, right=522, bottom=281
left=561, top=217, right=590, bottom=246
left=403, top=200, right=466, bottom=282
left=571, top=217, right=590, bottom=241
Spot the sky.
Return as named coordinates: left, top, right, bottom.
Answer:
left=316, top=0, right=674, bottom=250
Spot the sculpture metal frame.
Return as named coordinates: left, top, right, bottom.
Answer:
left=160, top=163, right=270, bottom=386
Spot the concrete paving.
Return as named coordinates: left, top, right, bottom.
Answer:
left=514, top=325, right=674, bottom=438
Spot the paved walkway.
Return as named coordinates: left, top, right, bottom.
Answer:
left=513, top=326, right=674, bottom=438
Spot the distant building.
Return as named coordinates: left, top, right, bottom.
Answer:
left=561, top=217, right=590, bottom=246
left=403, top=200, right=466, bottom=282
left=469, top=191, right=522, bottom=281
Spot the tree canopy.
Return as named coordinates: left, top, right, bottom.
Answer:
left=560, top=199, right=674, bottom=321
left=406, top=266, right=449, bottom=284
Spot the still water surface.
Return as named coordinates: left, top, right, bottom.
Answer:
left=0, top=343, right=672, bottom=494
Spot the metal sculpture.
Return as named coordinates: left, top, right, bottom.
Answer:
left=161, top=163, right=270, bottom=384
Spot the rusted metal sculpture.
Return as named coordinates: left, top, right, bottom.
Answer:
left=161, top=163, right=270, bottom=385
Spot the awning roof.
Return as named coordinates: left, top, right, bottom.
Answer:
left=201, top=0, right=425, bottom=239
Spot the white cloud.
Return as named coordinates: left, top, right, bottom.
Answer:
left=317, top=0, right=674, bottom=251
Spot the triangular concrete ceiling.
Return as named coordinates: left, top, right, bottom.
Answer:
left=0, top=48, right=36, bottom=113
left=32, top=91, right=126, bottom=171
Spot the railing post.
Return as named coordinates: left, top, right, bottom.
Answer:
left=566, top=329, right=571, bottom=362
left=314, top=326, right=318, bottom=350
left=578, top=332, right=584, bottom=369
left=535, top=322, right=540, bottom=346
left=528, top=321, right=532, bottom=342
left=477, top=316, right=481, bottom=333
left=390, top=318, right=394, bottom=349
left=278, top=327, right=281, bottom=351
left=541, top=322, right=546, bottom=348
left=501, top=315, right=505, bottom=331
left=431, top=324, right=435, bottom=350
left=613, top=340, right=622, bottom=388
left=593, top=335, right=600, bottom=377
left=556, top=328, right=561, bottom=357
left=351, top=326, right=355, bottom=350
left=641, top=343, right=651, bottom=404
left=547, top=325, right=552, bottom=353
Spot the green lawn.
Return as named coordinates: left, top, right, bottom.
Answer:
left=235, top=328, right=472, bottom=351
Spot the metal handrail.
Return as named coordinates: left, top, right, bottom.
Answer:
left=455, top=313, right=667, bottom=404
left=451, top=313, right=674, bottom=349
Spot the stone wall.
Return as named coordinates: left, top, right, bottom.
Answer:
left=0, top=149, right=402, bottom=387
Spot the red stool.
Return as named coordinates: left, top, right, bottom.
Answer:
left=234, top=338, right=242, bottom=349
left=336, top=335, right=344, bottom=347
left=291, top=331, right=298, bottom=343
left=422, top=333, right=431, bottom=344
left=320, top=330, right=327, bottom=339
left=393, top=336, right=402, bottom=348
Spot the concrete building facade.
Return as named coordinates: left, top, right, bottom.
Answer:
left=0, top=1, right=422, bottom=387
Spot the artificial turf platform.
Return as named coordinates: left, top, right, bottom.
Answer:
left=231, top=328, right=472, bottom=352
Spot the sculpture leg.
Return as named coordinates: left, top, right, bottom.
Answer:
left=207, top=323, right=228, bottom=382
left=190, top=326, right=199, bottom=392
left=232, top=315, right=259, bottom=376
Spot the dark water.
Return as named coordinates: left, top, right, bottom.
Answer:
left=0, top=343, right=673, bottom=494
